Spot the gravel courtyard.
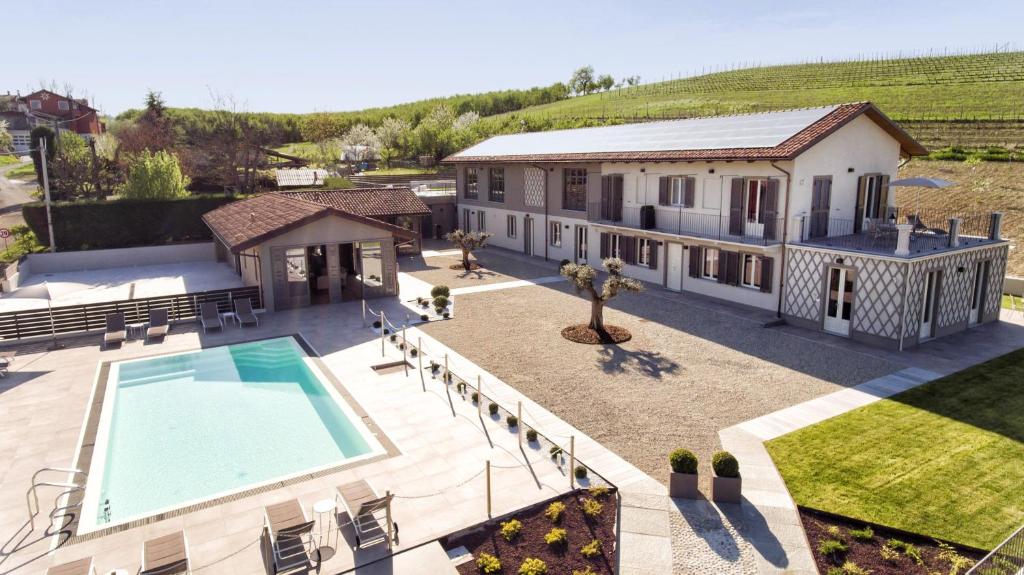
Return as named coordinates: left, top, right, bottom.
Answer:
left=416, top=253, right=903, bottom=490
left=398, top=251, right=560, bottom=289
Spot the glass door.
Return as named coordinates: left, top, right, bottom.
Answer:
left=920, top=270, right=940, bottom=339
left=823, top=267, right=854, bottom=336
left=969, top=261, right=988, bottom=326
left=575, top=226, right=588, bottom=262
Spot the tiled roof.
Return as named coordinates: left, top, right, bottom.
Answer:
left=275, top=168, right=330, bottom=187
left=202, top=193, right=415, bottom=253
left=444, top=102, right=927, bottom=164
left=283, top=187, right=431, bottom=217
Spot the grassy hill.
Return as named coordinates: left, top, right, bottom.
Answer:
left=484, top=51, right=1024, bottom=150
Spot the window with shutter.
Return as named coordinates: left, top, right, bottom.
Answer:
left=637, top=238, right=652, bottom=267
left=464, top=169, right=478, bottom=200
left=741, top=254, right=761, bottom=289
left=759, top=257, right=773, bottom=293
left=688, top=246, right=701, bottom=278
left=701, top=247, right=719, bottom=280
left=659, top=177, right=670, bottom=206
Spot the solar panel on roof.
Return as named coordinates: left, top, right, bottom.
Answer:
left=451, top=106, right=837, bottom=157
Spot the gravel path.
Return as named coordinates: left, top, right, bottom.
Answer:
left=670, top=501, right=757, bottom=574
left=399, top=251, right=561, bottom=289
left=420, top=281, right=903, bottom=491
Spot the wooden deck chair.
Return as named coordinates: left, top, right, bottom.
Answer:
left=46, top=556, right=97, bottom=575
left=263, top=499, right=315, bottom=573
left=234, top=298, right=259, bottom=327
left=199, top=302, right=223, bottom=334
left=103, top=312, right=126, bottom=349
left=140, top=530, right=190, bottom=575
left=336, top=480, right=396, bottom=549
left=146, top=308, right=170, bottom=341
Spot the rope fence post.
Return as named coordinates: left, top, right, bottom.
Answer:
left=380, top=311, right=386, bottom=357
left=570, top=435, right=576, bottom=489
left=477, top=375, right=483, bottom=417
left=402, top=325, right=408, bottom=377
left=444, top=353, right=449, bottom=385
left=517, top=401, right=522, bottom=446
left=486, top=461, right=492, bottom=517
left=362, top=300, right=366, bottom=327
left=417, top=337, right=425, bottom=391
left=385, top=490, right=393, bottom=550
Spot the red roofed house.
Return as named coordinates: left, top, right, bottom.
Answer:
left=0, top=90, right=105, bottom=151
left=443, top=102, right=1008, bottom=349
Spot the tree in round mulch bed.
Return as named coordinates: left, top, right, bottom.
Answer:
left=560, top=258, right=643, bottom=344
left=445, top=229, right=492, bottom=271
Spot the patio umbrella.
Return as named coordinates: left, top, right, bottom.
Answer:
left=2, top=282, right=63, bottom=349
left=886, top=177, right=956, bottom=220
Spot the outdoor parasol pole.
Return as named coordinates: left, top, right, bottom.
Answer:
left=40, top=139, right=56, bottom=253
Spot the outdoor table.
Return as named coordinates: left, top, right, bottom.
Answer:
left=312, top=498, right=337, bottom=560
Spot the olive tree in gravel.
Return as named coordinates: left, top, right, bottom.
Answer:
left=445, top=229, right=492, bottom=271
left=561, top=258, right=643, bottom=333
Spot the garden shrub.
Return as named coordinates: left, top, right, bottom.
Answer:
left=544, top=501, right=565, bottom=523
left=543, top=527, right=567, bottom=546
left=500, top=518, right=522, bottom=541
left=506, top=414, right=518, bottom=427
left=476, top=552, right=501, bottom=574
left=372, top=320, right=382, bottom=328
left=572, top=568, right=596, bottom=575
left=432, top=295, right=449, bottom=309
left=826, top=525, right=843, bottom=540
left=669, top=449, right=698, bottom=474
left=383, top=328, right=390, bottom=335
left=574, top=465, right=588, bottom=479
left=550, top=446, right=562, bottom=459
left=937, top=542, right=972, bottom=574
left=431, top=285, right=450, bottom=298
left=526, top=429, right=538, bottom=442
left=588, top=486, right=610, bottom=499
left=122, top=150, right=189, bottom=200
left=884, top=539, right=923, bottom=565
left=879, top=545, right=899, bottom=562
left=849, top=526, right=873, bottom=542
left=711, top=451, right=739, bottom=478
left=839, top=561, right=870, bottom=575
left=409, top=348, right=418, bottom=357
left=818, top=539, right=848, bottom=560
left=518, top=558, right=546, bottom=575
left=470, top=391, right=478, bottom=402
left=442, top=311, right=450, bottom=318
left=582, top=498, right=602, bottom=518
left=580, top=539, right=601, bottom=558
left=488, top=402, right=499, bottom=415
left=559, top=259, right=570, bottom=270
left=420, top=314, right=429, bottom=321
left=389, top=334, right=397, bottom=342
left=429, top=361, right=440, bottom=371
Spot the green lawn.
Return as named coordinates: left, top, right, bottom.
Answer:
left=358, top=167, right=438, bottom=176
left=766, top=349, right=1024, bottom=550
left=5, top=162, right=37, bottom=180
left=1004, top=294, right=1021, bottom=310
left=0, top=155, right=22, bottom=166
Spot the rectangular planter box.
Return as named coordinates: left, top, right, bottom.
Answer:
left=669, top=471, right=699, bottom=499
left=711, top=474, right=742, bottom=503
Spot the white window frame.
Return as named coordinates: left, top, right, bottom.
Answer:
left=30, top=100, right=41, bottom=110
left=670, top=177, right=687, bottom=207
left=550, top=221, right=562, bottom=247
left=477, top=210, right=486, bottom=232
left=609, top=234, right=621, bottom=259
left=746, top=179, right=767, bottom=224
left=507, top=214, right=517, bottom=238
left=740, top=253, right=761, bottom=289
left=58, top=100, right=70, bottom=111
left=637, top=238, right=652, bottom=267
left=701, top=247, right=719, bottom=280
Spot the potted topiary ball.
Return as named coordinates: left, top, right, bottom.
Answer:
left=668, top=448, right=699, bottom=499
left=710, top=451, right=741, bottom=503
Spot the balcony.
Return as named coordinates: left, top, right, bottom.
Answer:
left=587, top=202, right=784, bottom=246
left=797, top=208, right=1002, bottom=257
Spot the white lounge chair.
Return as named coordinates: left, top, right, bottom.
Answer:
left=234, top=298, right=259, bottom=328
left=264, top=499, right=315, bottom=573
left=199, top=302, right=223, bottom=334
left=146, top=308, right=170, bottom=341
left=337, top=480, right=396, bottom=549
left=103, top=312, right=126, bottom=349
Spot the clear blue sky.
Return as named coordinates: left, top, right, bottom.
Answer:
left=7, top=0, right=1022, bottom=115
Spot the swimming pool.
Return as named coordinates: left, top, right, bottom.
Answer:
left=80, top=336, right=384, bottom=532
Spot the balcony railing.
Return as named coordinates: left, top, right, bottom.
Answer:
left=588, top=202, right=784, bottom=246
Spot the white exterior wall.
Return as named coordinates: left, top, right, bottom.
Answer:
left=682, top=244, right=781, bottom=309
left=24, top=242, right=216, bottom=274
left=790, top=115, right=901, bottom=240
left=462, top=203, right=587, bottom=263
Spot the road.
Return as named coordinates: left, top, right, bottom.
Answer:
left=0, top=160, right=36, bottom=231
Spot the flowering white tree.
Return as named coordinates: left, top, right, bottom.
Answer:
left=0, top=120, right=12, bottom=152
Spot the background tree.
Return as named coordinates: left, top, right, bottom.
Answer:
left=560, top=258, right=643, bottom=339
left=29, top=126, right=55, bottom=183
left=597, top=74, right=615, bottom=92
left=445, top=229, right=493, bottom=271
left=48, top=133, right=93, bottom=200
left=114, top=90, right=177, bottom=158
left=341, top=123, right=380, bottom=163
left=121, top=150, right=189, bottom=200
left=301, top=111, right=346, bottom=165
left=375, top=117, right=411, bottom=168
left=569, top=66, right=596, bottom=96
left=0, top=120, right=12, bottom=152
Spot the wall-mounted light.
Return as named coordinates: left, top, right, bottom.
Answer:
left=847, top=167, right=855, bottom=173
left=640, top=167, right=646, bottom=173
left=957, top=266, right=966, bottom=273
left=835, top=257, right=845, bottom=264
left=708, top=168, right=715, bottom=174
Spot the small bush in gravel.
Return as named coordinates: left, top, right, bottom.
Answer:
left=669, top=449, right=698, bottom=474
left=389, top=334, right=397, bottom=342
left=826, top=525, right=843, bottom=540
left=884, top=539, right=923, bottom=565
left=488, top=402, right=499, bottom=415
left=588, top=486, right=610, bottom=499
left=818, top=539, right=848, bottom=560
left=432, top=295, right=449, bottom=309
left=506, top=414, right=518, bottom=428
left=518, top=558, right=546, bottom=575
left=419, top=314, right=429, bottom=321
left=409, top=348, right=418, bottom=357
left=372, top=320, right=382, bottom=328
left=429, top=361, right=440, bottom=372
left=526, top=429, right=538, bottom=442
left=443, top=311, right=450, bottom=318
left=711, top=451, right=739, bottom=477
left=572, top=568, right=597, bottom=575
left=544, top=501, right=565, bottom=523
left=456, top=381, right=466, bottom=393
left=543, top=527, right=567, bottom=547
left=470, top=391, right=478, bottom=402
left=574, top=465, right=587, bottom=479
left=826, top=561, right=870, bottom=575
left=580, top=539, right=601, bottom=558
left=550, top=446, right=562, bottom=459
left=383, top=328, right=390, bottom=335
left=476, top=552, right=501, bottom=574
left=500, top=518, right=522, bottom=542
left=880, top=545, right=900, bottom=562
left=431, top=285, right=450, bottom=298
left=849, top=526, right=873, bottom=541
left=582, top=498, right=603, bottom=518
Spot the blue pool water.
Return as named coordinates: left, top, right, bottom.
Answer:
left=89, top=337, right=376, bottom=527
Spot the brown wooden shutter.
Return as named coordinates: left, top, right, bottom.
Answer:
left=683, top=177, right=696, bottom=208
left=659, top=176, right=670, bottom=206
left=649, top=240, right=658, bottom=270
left=724, top=251, right=740, bottom=285
left=764, top=178, right=780, bottom=241
left=612, top=175, right=624, bottom=221
left=854, top=175, right=867, bottom=233
left=600, top=175, right=610, bottom=220
left=759, top=256, right=773, bottom=293
left=729, top=178, right=745, bottom=236
left=716, top=250, right=728, bottom=284
left=599, top=233, right=609, bottom=259
left=879, top=174, right=891, bottom=219
left=688, top=246, right=701, bottom=278
left=623, top=236, right=637, bottom=264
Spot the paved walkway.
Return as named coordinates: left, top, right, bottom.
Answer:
left=448, top=275, right=564, bottom=296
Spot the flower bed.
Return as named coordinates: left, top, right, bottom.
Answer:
left=801, top=507, right=983, bottom=575
left=444, top=488, right=617, bottom=575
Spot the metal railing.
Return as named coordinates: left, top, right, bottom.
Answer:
left=587, top=202, right=784, bottom=246
left=798, top=209, right=998, bottom=256
left=0, top=285, right=263, bottom=341
left=967, top=523, right=1024, bottom=574
left=26, top=467, right=87, bottom=531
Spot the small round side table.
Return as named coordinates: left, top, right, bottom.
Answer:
left=312, top=498, right=337, bottom=560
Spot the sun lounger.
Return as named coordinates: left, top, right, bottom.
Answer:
left=336, top=480, right=396, bottom=549
left=46, top=556, right=97, bottom=575
left=264, top=499, right=315, bottom=573
left=103, top=313, right=126, bottom=349
left=234, top=298, right=259, bottom=328
left=140, top=530, right=190, bottom=575
left=0, top=351, right=15, bottom=378
left=146, top=308, right=170, bottom=341
left=199, top=302, right=223, bottom=334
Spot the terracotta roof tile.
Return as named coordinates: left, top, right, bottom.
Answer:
left=283, top=187, right=431, bottom=217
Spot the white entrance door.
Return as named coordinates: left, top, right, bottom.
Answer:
left=969, top=261, right=988, bottom=326
left=823, top=267, right=854, bottom=336
left=666, top=243, right=683, bottom=291
left=920, top=270, right=940, bottom=339
left=575, top=226, right=588, bottom=262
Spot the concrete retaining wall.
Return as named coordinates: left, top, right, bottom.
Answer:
left=24, top=243, right=216, bottom=275
left=1004, top=275, right=1024, bottom=296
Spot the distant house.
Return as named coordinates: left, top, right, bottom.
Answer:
left=0, top=89, right=105, bottom=152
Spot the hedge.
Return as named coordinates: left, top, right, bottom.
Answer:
left=23, top=195, right=240, bottom=251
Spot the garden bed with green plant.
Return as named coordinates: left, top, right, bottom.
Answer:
left=801, top=507, right=981, bottom=575
left=444, top=487, right=617, bottom=575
